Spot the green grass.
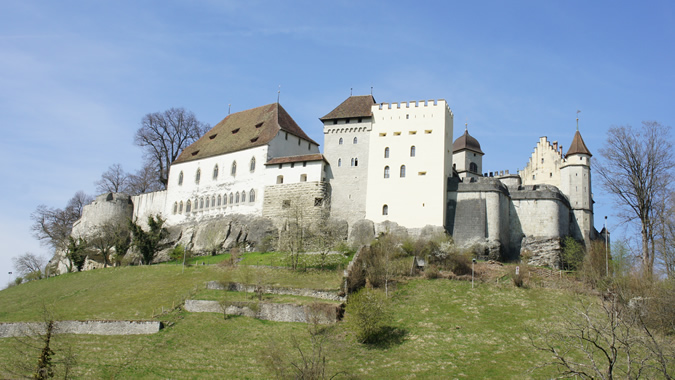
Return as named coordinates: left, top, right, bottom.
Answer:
left=0, top=265, right=577, bottom=378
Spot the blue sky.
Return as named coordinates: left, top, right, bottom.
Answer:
left=1, top=1, right=674, bottom=283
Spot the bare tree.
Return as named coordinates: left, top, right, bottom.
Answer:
left=95, top=163, right=129, bottom=194
left=596, top=122, right=675, bottom=276
left=126, top=160, right=164, bottom=195
left=12, top=252, right=47, bottom=281
left=530, top=296, right=674, bottom=379
left=655, top=191, right=675, bottom=279
left=134, top=108, right=209, bottom=187
left=30, top=191, right=89, bottom=253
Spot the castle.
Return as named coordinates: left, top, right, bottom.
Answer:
left=70, top=95, right=601, bottom=269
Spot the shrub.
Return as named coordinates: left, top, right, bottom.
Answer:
left=561, top=236, right=584, bottom=271
left=424, top=265, right=441, bottom=279
left=169, top=244, right=186, bottom=262
left=347, top=288, right=391, bottom=344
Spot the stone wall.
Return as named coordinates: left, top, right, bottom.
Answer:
left=184, top=300, right=340, bottom=324
left=262, top=181, right=329, bottom=224
left=71, top=193, right=133, bottom=238
left=206, top=281, right=345, bottom=302
left=0, top=320, right=161, bottom=338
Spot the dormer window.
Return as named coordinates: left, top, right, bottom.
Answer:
left=250, top=137, right=258, bottom=143
left=232, top=128, right=240, bottom=134
left=191, top=150, right=200, bottom=156
left=255, top=122, right=263, bottom=128
left=209, top=134, right=217, bottom=139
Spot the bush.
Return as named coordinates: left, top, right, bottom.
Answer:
left=424, top=265, right=441, bottom=279
left=169, top=244, right=187, bottom=262
left=561, top=236, right=584, bottom=271
left=347, top=288, right=391, bottom=344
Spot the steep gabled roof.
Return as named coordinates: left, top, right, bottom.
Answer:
left=319, top=95, right=376, bottom=121
left=452, top=129, right=484, bottom=154
left=565, top=130, right=592, bottom=157
left=174, top=103, right=318, bottom=165
left=265, top=153, right=328, bottom=165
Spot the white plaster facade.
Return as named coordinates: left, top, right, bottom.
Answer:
left=519, top=136, right=565, bottom=187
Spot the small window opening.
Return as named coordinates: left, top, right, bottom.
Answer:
left=277, top=175, right=284, bottom=184
left=282, top=200, right=291, bottom=209
left=209, top=134, right=217, bottom=139
left=314, top=198, right=323, bottom=207
left=231, top=128, right=240, bottom=134
left=382, top=204, right=389, bottom=215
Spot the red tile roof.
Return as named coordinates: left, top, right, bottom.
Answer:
left=265, top=154, right=327, bottom=165
left=319, top=95, right=376, bottom=121
left=565, top=130, right=592, bottom=157
left=174, top=103, right=318, bottom=165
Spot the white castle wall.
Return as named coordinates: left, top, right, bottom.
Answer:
left=561, top=153, right=593, bottom=243
left=519, top=136, right=564, bottom=187
left=72, top=193, right=134, bottom=237
left=267, top=130, right=320, bottom=159
left=322, top=118, right=372, bottom=224
left=264, top=159, right=326, bottom=186
left=365, top=100, right=453, bottom=228
left=132, top=190, right=167, bottom=227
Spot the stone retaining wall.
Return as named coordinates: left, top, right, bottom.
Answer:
left=184, top=300, right=340, bottom=323
left=206, top=281, right=345, bottom=302
left=0, top=320, right=162, bottom=338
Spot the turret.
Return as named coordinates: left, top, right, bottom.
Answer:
left=560, top=129, right=594, bottom=244
left=452, top=125, right=484, bottom=180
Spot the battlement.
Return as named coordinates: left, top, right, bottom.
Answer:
left=373, top=99, right=451, bottom=113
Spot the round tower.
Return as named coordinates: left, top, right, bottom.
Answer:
left=560, top=129, right=594, bottom=244
left=452, top=125, right=484, bottom=180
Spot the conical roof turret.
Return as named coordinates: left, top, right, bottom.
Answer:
left=565, top=130, right=592, bottom=157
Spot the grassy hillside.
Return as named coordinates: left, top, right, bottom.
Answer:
left=0, top=262, right=575, bottom=379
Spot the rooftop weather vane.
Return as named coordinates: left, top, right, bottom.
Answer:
left=228, top=103, right=231, bottom=115
left=576, top=110, right=581, bottom=131
left=277, top=85, right=281, bottom=104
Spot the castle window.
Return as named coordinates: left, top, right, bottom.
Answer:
left=229, top=193, right=233, bottom=204
left=339, top=137, right=343, bottom=145
left=384, top=147, right=389, bottom=158
left=345, top=119, right=350, bottom=124
left=291, top=163, right=295, bottom=168
left=333, top=120, right=337, bottom=125
left=314, top=198, right=323, bottom=207
left=351, top=158, right=354, bottom=167
left=205, top=197, right=210, bottom=208
left=282, top=200, right=291, bottom=208
left=354, top=158, right=358, bottom=167
left=400, top=165, right=406, bottom=178
left=409, top=131, right=417, bottom=135
left=178, top=171, right=184, bottom=186
left=541, top=158, right=544, bottom=164
left=469, top=162, right=477, bottom=173
left=353, top=137, right=358, bottom=144
left=173, top=202, right=178, bottom=214
left=533, top=175, right=536, bottom=180
left=195, top=169, right=201, bottom=184
left=308, top=142, right=311, bottom=150
left=231, top=161, right=237, bottom=176
left=232, top=128, right=240, bottom=134
left=179, top=201, right=183, bottom=214
left=300, top=174, right=307, bottom=182
left=379, top=133, right=386, bottom=137
left=212, top=195, right=215, bottom=207
left=285, top=132, right=288, bottom=140
left=358, top=118, right=362, bottom=123
left=382, top=204, right=389, bottom=215
left=425, top=130, right=432, bottom=134
left=255, top=122, right=263, bottom=128
left=235, top=192, right=240, bottom=203
left=453, top=163, right=456, bottom=169
left=384, top=166, right=390, bottom=178
left=277, top=175, right=284, bottom=184
left=186, top=200, right=191, bottom=213
left=217, top=195, right=222, bottom=206
left=338, top=158, right=342, bottom=167
left=550, top=172, right=553, bottom=178
left=394, top=132, right=401, bottom=136
left=213, top=165, right=219, bottom=180
left=249, top=189, right=255, bottom=202
left=279, top=164, right=283, bottom=169
left=241, top=191, right=246, bottom=203
left=200, top=198, right=204, bottom=209
left=303, top=161, right=307, bottom=167
left=250, top=157, right=256, bottom=172
left=406, top=114, right=409, bottom=119
left=224, top=194, right=228, bottom=205
left=298, top=138, right=301, bottom=146
left=410, top=146, right=416, bottom=157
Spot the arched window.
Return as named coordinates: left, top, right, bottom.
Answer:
left=300, top=174, right=307, bottom=182
left=338, top=158, right=342, bottom=167
left=384, top=166, right=390, bottom=178
left=173, top=202, right=178, bottom=214
left=384, top=147, right=389, bottom=158
left=250, top=157, right=256, bottom=172
left=249, top=189, right=255, bottom=202
left=353, top=137, right=358, bottom=144
left=178, top=171, right=184, bottom=185
left=212, top=195, right=216, bottom=207
left=224, top=194, right=228, bottom=206
left=179, top=201, right=183, bottom=214
left=229, top=193, right=233, bottom=204
left=205, top=197, right=210, bottom=208
left=277, top=175, right=284, bottom=184
left=469, top=162, right=478, bottom=173
left=186, top=200, right=192, bottom=213
left=213, top=165, right=219, bottom=180
left=241, top=191, right=246, bottom=203
left=410, top=146, right=416, bottom=157
left=354, top=158, right=358, bottom=167
left=231, top=161, right=237, bottom=176
left=339, top=137, right=343, bottom=145
left=217, top=195, right=222, bottom=206
left=195, top=169, right=201, bottom=184
left=382, top=204, right=389, bottom=215
left=235, top=192, right=240, bottom=203
left=200, top=198, right=204, bottom=209
left=351, top=158, right=354, bottom=167
left=400, top=165, right=406, bottom=178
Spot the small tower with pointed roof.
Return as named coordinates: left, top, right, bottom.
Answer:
left=452, top=125, right=484, bottom=180
left=560, top=122, right=594, bottom=244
